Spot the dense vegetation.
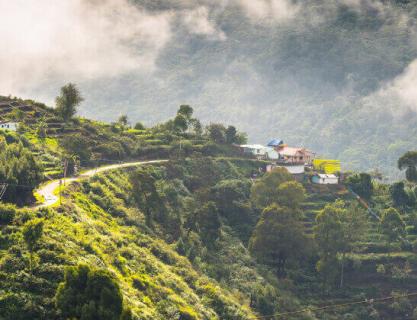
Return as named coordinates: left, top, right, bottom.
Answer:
left=1, top=91, right=417, bottom=319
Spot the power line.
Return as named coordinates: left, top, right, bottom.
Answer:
left=249, top=292, right=417, bottom=319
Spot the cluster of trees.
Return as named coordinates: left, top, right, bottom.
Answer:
left=206, top=123, right=247, bottom=145
left=55, top=264, right=131, bottom=320
left=53, top=84, right=246, bottom=164
left=249, top=168, right=308, bottom=277
left=314, top=201, right=368, bottom=291
left=0, top=138, right=43, bottom=205
left=248, top=167, right=372, bottom=291
left=345, top=172, right=373, bottom=200
left=398, top=151, right=417, bottom=183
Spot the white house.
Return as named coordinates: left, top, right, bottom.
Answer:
left=265, top=147, right=279, bottom=160
left=240, top=144, right=268, bottom=157
left=0, top=122, right=17, bottom=131
left=266, top=163, right=305, bottom=174
left=312, top=174, right=338, bottom=185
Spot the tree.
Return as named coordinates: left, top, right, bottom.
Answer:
left=249, top=204, right=307, bottom=277
left=55, top=83, right=83, bottom=122
left=206, top=123, right=226, bottom=144
left=211, top=179, right=254, bottom=239
left=177, top=105, right=193, bottom=119
left=314, top=202, right=344, bottom=291
left=390, top=182, right=411, bottom=207
left=398, top=151, right=417, bottom=183
left=134, top=122, right=145, bottom=130
left=60, top=134, right=91, bottom=162
left=130, top=169, right=162, bottom=225
left=338, top=202, right=368, bottom=288
left=276, top=181, right=306, bottom=209
left=346, top=173, right=373, bottom=200
left=55, top=264, right=128, bottom=320
left=250, top=167, right=293, bottom=209
left=174, top=114, right=188, bottom=132
left=0, top=140, right=43, bottom=204
left=314, top=200, right=368, bottom=290
left=211, top=179, right=251, bottom=214
left=196, top=201, right=221, bottom=243
left=36, top=117, right=48, bottom=139
left=118, top=115, right=128, bottom=128
left=225, top=126, right=237, bottom=144
left=380, top=207, right=406, bottom=243
left=22, top=218, right=44, bottom=274
left=190, top=119, right=203, bottom=136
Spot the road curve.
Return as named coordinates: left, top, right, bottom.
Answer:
left=34, top=160, right=167, bottom=209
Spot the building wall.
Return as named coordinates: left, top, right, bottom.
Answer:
left=0, top=123, right=17, bottom=131
left=312, top=176, right=338, bottom=184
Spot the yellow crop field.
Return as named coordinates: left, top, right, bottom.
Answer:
left=313, top=159, right=341, bottom=174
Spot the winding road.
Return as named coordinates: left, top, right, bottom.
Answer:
left=34, top=160, right=167, bottom=208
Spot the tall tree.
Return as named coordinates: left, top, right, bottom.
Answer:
left=206, top=123, right=226, bottom=144
left=177, top=105, right=193, bottom=119
left=173, top=114, right=188, bottom=132
left=225, top=125, right=237, bottom=144
left=380, top=207, right=406, bottom=243
left=130, top=169, right=162, bottom=225
left=0, top=140, right=43, bottom=204
left=313, top=201, right=369, bottom=290
left=338, top=202, right=368, bottom=288
left=250, top=167, right=293, bottom=209
left=118, top=115, right=128, bottom=128
left=398, top=151, right=417, bottom=183
left=22, top=218, right=44, bottom=275
left=314, top=202, right=344, bottom=291
left=276, top=181, right=306, bottom=209
left=249, top=204, right=307, bottom=277
left=55, top=83, right=83, bottom=122
left=390, top=182, right=411, bottom=207
left=196, top=201, right=221, bottom=244
left=346, top=173, right=373, bottom=200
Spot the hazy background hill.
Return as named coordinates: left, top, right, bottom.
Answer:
left=2, top=0, right=417, bottom=177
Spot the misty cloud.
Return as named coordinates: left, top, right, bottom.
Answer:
left=235, top=0, right=299, bottom=23
left=182, top=6, right=226, bottom=40
left=373, top=59, right=417, bottom=113
left=0, top=0, right=173, bottom=98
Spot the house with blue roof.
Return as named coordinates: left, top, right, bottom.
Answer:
left=267, top=139, right=284, bottom=147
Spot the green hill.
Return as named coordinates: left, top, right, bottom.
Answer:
left=1, top=97, right=417, bottom=319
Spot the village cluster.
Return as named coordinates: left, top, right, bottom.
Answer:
left=239, top=139, right=341, bottom=184
left=0, top=120, right=341, bottom=184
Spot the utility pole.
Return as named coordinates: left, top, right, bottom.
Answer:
left=63, top=159, right=68, bottom=186
left=59, top=179, right=62, bottom=206
left=0, top=183, right=8, bottom=201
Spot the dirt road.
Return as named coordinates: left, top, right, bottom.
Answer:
left=34, top=160, right=166, bottom=208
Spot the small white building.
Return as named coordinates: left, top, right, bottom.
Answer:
left=0, top=122, right=17, bottom=131
left=265, top=147, right=279, bottom=160
left=240, top=144, right=268, bottom=157
left=312, top=174, right=338, bottom=185
left=266, top=163, right=305, bottom=174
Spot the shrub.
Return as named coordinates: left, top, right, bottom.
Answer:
left=132, top=274, right=152, bottom=291
left=55, top=264, right=125, bottom=320
left=178, top=306, right=198, bottom=320
left=0, top=203, right=16, bottom=225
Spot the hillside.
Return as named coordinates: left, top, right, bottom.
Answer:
left=1, top=98, right=417, bottom=319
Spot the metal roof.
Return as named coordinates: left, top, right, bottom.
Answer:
left=267, top=139, right=284, bottom=147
